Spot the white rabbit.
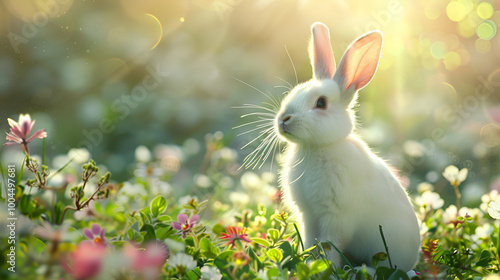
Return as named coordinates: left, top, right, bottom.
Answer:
left=274, top=22, right=420, bottom=271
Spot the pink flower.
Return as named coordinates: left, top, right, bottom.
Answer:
left=4, top=114, right=47, bottom=154
left=220, top=226, right=252, bottom=248
left=83, top=224, right=107, bottom=247
left=172, top=213, right=199, bottom=239
left=125, top=241, right=170, bottom=276
left=61, top=242, right=107, bottom=279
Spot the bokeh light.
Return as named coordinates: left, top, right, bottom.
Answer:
left=446, top=1, right=469, bottom=22
left=476, top=20, right=497, bottom=40
left=477, top=2, right=494, bottom=19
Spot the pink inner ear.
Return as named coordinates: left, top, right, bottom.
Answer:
left=339, top=32, right=383, bottom=91
left=344, top=42, right=377, bottom=90
left=310, top=23, right=336, bottom=80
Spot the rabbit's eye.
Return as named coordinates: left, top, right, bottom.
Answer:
left=315, top=96, right=327, bottom=109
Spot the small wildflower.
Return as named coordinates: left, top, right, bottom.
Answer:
left=417, top=182, right=434, bottom=194
left=443, top=165, right=468, bottom=209
left=481, top=190, right=499, bottom=212
left=471, top=223, right=494, bottom=247
left=421, top=239, right=442, bottom=277
left=172, top=213, right=199, bottom=238
left=124, top=240, right=170, bottom=276
left=200, top=266, right=222, bottom=280
left=83, top=224, right=107, bottom=247
left=168, top=252, right=197, bottom=276
left=61, top=242, right=107, bottom=280
left=135, top=145, right=152, bottom=162
left=233, top=251, right=250, bottom=266
left=220, top=226, right=252, bottom=249
left=488, top=198, right=500, bottom=219
left=4, top=114, right=47, bottom=154
left=415, top=191, right=444, bottom=211
left=134, top=163, right=164, bottom=179
left=442, top=165, right=468, bottom=187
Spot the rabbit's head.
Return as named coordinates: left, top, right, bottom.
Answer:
left=276, top=22, right=383, bottom=146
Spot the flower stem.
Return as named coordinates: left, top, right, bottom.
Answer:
left=452, top=183, right=461, bottom=209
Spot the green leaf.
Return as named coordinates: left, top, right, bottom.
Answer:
left=214, top=251, right=234, bottom=272
left=150, top=195, right=167, bottom=217
left=251, top=237, right=270, bottom=248
left=140, top=224, right=156, bottom=241
left=476, top=250, right=492, bottom=267
left=212, top=224, right=225, bottom=236
left=267, top=248, right=283, bottom=263
left=155, top=223, right=173, bottom=240
left=267, top=267, right=280, bottom=278
left=200, top=237, right=220, bottom=259
left=372, top=251, right=388, bottom=268
left=267, top=228, right=280, bottom=242
left=247, top=246, right=264, bottom=271
left=53, top=202, right=64, bottom=224
left=296, top=262, right=310, bottom=279
left=31, top=237, right=47, bottom=254
left=186, top=267, right=202, bottom=280
left=139, top=211, right=150, bottom=224
left=156, top=215, right=172, bottom=222
left=387, top=269, right=410, bottom=280
left=105, top=202, right=118, bottom=216
left=309, top=259, right=328, bottom=275
left=19, top=194, right=35, bottom=214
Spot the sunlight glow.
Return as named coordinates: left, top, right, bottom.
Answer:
left=442, top=82, right=457, bottom=96
left=146, top=13, right=163, bottom=50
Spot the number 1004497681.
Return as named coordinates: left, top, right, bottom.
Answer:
left=7, top=165, right=16, bottom=215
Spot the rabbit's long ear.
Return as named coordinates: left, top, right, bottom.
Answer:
left=309, top=22, right=336, bottom=80
left=334, top=31, right=383, bottom=106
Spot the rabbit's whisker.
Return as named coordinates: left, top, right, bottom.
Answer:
left=233, top=118, right=273, bottom=129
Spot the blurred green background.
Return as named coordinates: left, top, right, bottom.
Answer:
left=0, top=0, right=499, bottom=202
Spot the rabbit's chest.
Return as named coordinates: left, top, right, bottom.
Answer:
left=285, top=151, right=353, bottom=211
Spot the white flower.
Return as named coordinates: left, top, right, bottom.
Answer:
left=183, top=138, right=200, bottom=156
left=442, top=165, right=468, bottom=187
left=134, top=163, right=164, bottom=178
left=150, top=179, right=172, bottom=196
left=195, top=174, right=212, bottom=188
left=488, top=198, right=500, bottom=219
left=229, top=191, right=250, bottom=206
left=415, top=191, right=444, bottom=210
left=201, top=266, right=222, bottom=280
left=241, top=172, right=262, bottom=191
left=481, top=190, right=499, bottom=212
left=154, top=144, right=185, bottom=162
left=135, top=145, right=152, bottom=162
left=471, top=223, right=494, bottom=245
left=458, top=207, right=483, bottom=222
left=168, top=252, right=197, bottom=272
left=256, top=270, right=269, bottom=280
left=403, top=140, right=424, bottom=158
left=417, top=182, right=434, bottom=194
left=418, top=219, right=429, bottom=236
left=116, top=182, right=146, bottom=204
left=442, top=205, right=458, bottom=225
left=68, top=148, right=91, bottom=164
left=212, top=147, right=237, bottom=162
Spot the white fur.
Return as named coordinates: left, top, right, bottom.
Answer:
left=275, top=23, right=420, bottom=271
